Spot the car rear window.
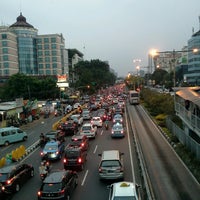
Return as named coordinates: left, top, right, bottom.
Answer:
left=101, top=160, right=121, bottom=167
left=42, top=183, right=62, bottom=192
left=65, top=150, right=79, bottom=158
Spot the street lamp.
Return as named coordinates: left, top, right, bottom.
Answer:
left=149, top=48, right=198, bottom=88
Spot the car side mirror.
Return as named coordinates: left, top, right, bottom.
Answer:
left=98, top=153, right=102, bottom=156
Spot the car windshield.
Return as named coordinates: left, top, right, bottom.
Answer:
left=113, top=125, right=123, bottom=130
left=42, top=183, right=62, bottom=192
left=0, top=173, right=9, bottom=181
left=44, top=144, right=58, bottom=151
left=113, top=197, right=136, bottom=200
left=82, top=126, right=91, bottom=131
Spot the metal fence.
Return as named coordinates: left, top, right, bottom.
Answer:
left=166, top=117, right=200, bottom=160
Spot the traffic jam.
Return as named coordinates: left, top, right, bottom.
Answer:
left=0, top=86, right=141, bottom=200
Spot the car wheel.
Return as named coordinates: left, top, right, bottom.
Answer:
left=15, top=183, right=20, bottom=192
left=4, top=141, right=9, bottom=146
left=75, top=176, right=78, bottom=187
left=80, top=164, right=84, bottom=171
left=23, top=136, right=28, bottom=141
left=30, top=169, right=34, bottom=177
left=66, top=194, right=70, bottom=200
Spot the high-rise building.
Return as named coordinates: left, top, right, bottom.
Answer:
left=0, top=13, right=68, bottom=82
left=184, top=30, right=200, bottom=85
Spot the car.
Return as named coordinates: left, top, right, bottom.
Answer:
left=108, top=181, right=141, bottom=200
left=65, top=104, right=73, bottom=114
left=91, top=116, right=103, bottom=127
left=37, top=169, right=78, bottom=200
left=111, top=123, right=125, bottom=138
left=79, top=123, right=97, bottom=139
left=67, top=135, right=89, bottom=151
left=70, top=114, right=83, bottom=126
left=98, top=150, right=124, bottom=180
left=40, top=140, right=65, bottom=161
left=45, top=130, right=65, bottom=142
left=112, top=114, right=123, bottom=124
left=63, top=146, right=87, bottom=171
left=0, top=163, right=34, bottom=196
left=58, top=120, right=78, bottom=136
left=82, top=110, right=92, bottom=120
left=73, top=102, right=81, bottom=110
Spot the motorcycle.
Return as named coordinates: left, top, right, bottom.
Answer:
left=39, top=161, right=51, bottom=181
left=105, top=122, right=109, bottom=130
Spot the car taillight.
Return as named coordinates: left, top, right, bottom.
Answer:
left=56, top=151, right=59, bottom=155
left=40, top=152, right=44, bottom=156
left=98, top=167, right=102, bottom=173
left=111, top=131, right=114, bottom=134
left=37, top=191, right=42, bottom=196
left=121, top=130, right=124, bottom=134
left=6, top=179, right=12, bottom=185
left=78, top=157, right=82, bottom=163
left=63, top=158, right=67, bottom=163
left=58, top=189, right=65, bottom=196
left=81, top=143, right=84, bottom=147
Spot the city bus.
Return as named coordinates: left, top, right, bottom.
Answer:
left=129, top=90, right=140, bottom=105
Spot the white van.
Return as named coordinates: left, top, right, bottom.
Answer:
left=98, top=150, right=124, bottom=180
left=0, top=127, right=28, bottom=146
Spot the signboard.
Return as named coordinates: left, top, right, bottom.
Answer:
left=57, top=74, right=67, bottom=82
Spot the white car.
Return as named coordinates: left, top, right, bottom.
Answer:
left=91, top=116, right=103, bottom=127
left=80, top=123, right=97, bottom=139
left=108, top=181, right=141, bottom=200
left=82, top=110, right=92, bottom=120
left=73, top=102, right=81, bottom=110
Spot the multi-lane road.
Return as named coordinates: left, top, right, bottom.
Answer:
left=1, top=102, right=200, bottom=200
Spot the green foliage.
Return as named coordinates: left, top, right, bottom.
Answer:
left=1, top=73, right=59, bottom=100
left=74, top=59, right=117, bottom=91
left=140, top=88, right=174, bottom=116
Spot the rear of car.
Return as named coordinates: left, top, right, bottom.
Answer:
left=63, top=147, right=87, bottom=171
left=40, top=141, right=64, bottom=160
left=111, top=123, right=125, bottom=138
left=80, top=123, right=97, bottom=139
left=37, top=170, right=78, bottom=200
left=91, top=117, right=103, bottom=127
left=82, top=110, right=91, bottom=120
left=98, top=150, right=124, bottom=181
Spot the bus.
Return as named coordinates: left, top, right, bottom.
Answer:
left=129, top=90, right=140, bottom=105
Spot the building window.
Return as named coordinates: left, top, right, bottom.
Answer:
left=51, top=37, right=56, bottom=43
left=52, top=63, right=57, bottom=68
left=53, top=70, right=57, bottom=75
left=38, top=51, right=43, bottom=56
left=52, top=50, right=57, bottom=56
left=51, top=44, right=56, bottom=49
left=37, top=38, right=42, bottom=43
left=39, top=70, right=44, bottom=75
left=39, top=64, right=43, bottom=69
left=2, top=48, right=8, bottom=54
left=52, top=57, right=57, bottom=62
left=38, top=45, right=42, bottom=50
left=2, top=34, right=7, bottom=39
left=45, top=51, right=50, bottom=56
left=2, top=41, right=7, bottom=47
left=46, top=70, right=51, bottom=75
left=4, top=69, right=9, bottom=75
left=45, top=64, right=50, bottom=68
left=44, top=38, right=49, bottom=43
left=3, top=62, right=9, bottom=68
left=45, top=57, right=50, bottom=62
left=38, top=57, right=43, bottom=62
left=3, top=55, right=8, bottom=61
left=44, top=44, right=49, bottom=49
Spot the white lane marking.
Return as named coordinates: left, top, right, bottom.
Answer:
left=81, top=170, right=89, bottom=186
left=20, top=147, right=39, bottom=163
left=100, top=130, right=103, bottom=135
left=93, top=145, right=98, bottom=154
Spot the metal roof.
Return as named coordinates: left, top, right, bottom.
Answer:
left=176, top=87, right=200, bottom=107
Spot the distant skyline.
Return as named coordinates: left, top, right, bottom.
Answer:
left=1, top=0, right=200, bottom=77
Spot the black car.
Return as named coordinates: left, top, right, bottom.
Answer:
left=58, top=121, right=78, bottom=136
left=0, top=163, right=34, bottom=196
left=37, top=169, right=78, bottom=200
left=63, top=146, right=87, bottom=171
left=67, top=135, right=89, bottom=151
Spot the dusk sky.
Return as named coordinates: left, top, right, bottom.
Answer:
left=1, top=0, right=200, bottom=77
